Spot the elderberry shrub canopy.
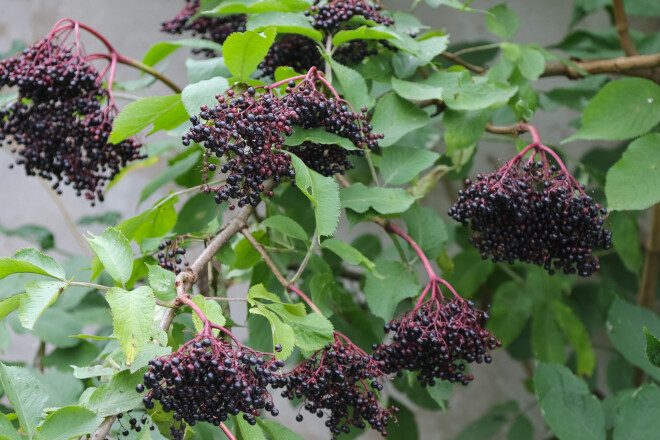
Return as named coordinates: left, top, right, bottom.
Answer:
left=0, top=28, right=143, bottom=203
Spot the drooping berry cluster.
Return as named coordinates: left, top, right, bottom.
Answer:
left=115, top=412, right=155, bottom=436
left=448, top=137, right=611, bottom=277
left=157, top=238, right=189, bottom=274
left=138, top=335, right=283, bottom=439
left=372, top=296, right=500, bottom=387
left=182, top=68, right=382, bottom=206
left=0, top=25, right=143, bottom=203
left=273, top=335, right=396, bottom=438
left=161, top=0, right=246, bottom=57
left=307, top=0, right=394, bottom=32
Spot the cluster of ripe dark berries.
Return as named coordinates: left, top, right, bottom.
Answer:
left=138, top=336, right=283, bottom=439
left=307, top=0, right=394, bottom=32
left=372, top=297, right=500, bottom=387
left=115, top=412, right=155, bottom=436
left=157, top=238, right=189, bottom=274
left=0, top=36, right=143, bottom=204
left=258, top=34, right=323, bottom=79
left=161, top=0, right=246, bottom=57
left=182, top=72, right=382, bottom=206
left=273, top=336, right=396, bottom=439
left=448, top=147, right=611, bottom=276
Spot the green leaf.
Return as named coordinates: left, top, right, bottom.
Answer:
left=516, top=46, right=546, bottom=81
left=605, top=134, right=660, bottom=211
left=284, top=127, right=357, bottom=151
left=645, top=327, right=660, bottom=367
left=371, top=93, right=430, bottom=147
left=289, top=154, right=340, bottom=237
left=340, top=183, right=415, bottom=214
left=613, top=384, right=660, bottom=440
left=140, top=150, right=202, bottom=203
left=442, top=76, right=518, bottom=111
left=38, top=406, right=103, bottom=440
left=333, top=25, right=394, bottom=46
left=261, top=215, right=308, bottom=241
left=191, top=295, right=226, bottom=333
left=106, top=286, right=155, bottom=363
left=507, top=414, right=534, bottom=440
left=210, top=0, right=310, bottom=14
left=488, top=281, right=533, bottom=346
left=32, top=309, right=82, bottom=348
left=223, top=29, right=277, bottom=81
left=71, top=365, right=117, bottom=379
left=18, top=280, right=68, bottom=330
left=83, top=369, right=144, bottom=417
left=181, top=76, right=229, bottom=116
left=566, top=78, right=660, bottom=142
left=186, top=57, right=232, bottom=83
left=552, top=301, right=595, bottom=376
left=534, top=363, right=605, bottom=440
left=391, top=76, right=443, bottom=101
left=380, top=146, right=440, bottom=186
left=364, top=260, right=419, bottom=321
left=328, top=58, right=370, bottom=112
left=425, top=381, right=452, bottom=409
left=142, top=39, right=224, bottom=67
left=531, top=303, right=565, bottom=364
left=86, top=228, right=134, bottom=285
left=109, top=95, right=187, bottom=144
left=485, top=4, right=520, bottom=39
left=147, top=264, right=177, bottom=302
left=457, top=401, right=519, bottom=440
left=442, top=249, right=494, bottom=297
left=247, top=12, right=323, bottom=41
left=386, top=398, right=419, bottom=438
left=118, top=195, right=178, bottom=245
left=0, top=413, right=20, bottom=440
left=0, top=224, right=54, bottom=250
left=609, top=212, right=643, bottom=274
left=0, top=363, right=48, bottom=438
left=0, top=294, right=24, bottom=321
left=237, top=415, right=266, bottom=440
left=442, top=109, right=487, bottom=153
left=401, top=204, right=447, bottom=259
left=0, top=248, right=65, bottom=281
left=249, top=307, right=295, bottom=359
left=287, top=313, right=334, bottom=353
left=256, top=419, right=304, bottom=440
left=321, top=238, right=376, bottom=272
left=608, top=298, right=660, bottom=382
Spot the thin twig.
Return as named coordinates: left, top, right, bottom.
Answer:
left=441, top=51, right=485, bottom=74
left=288, top=229, right=318, bottom=284
left=612, top=0, right=640, bottom=57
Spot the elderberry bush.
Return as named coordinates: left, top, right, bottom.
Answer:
left=0, top=36, right=143, bottom=203
left=448, top=148, right=612, bottom=276
left=273, top=337, right=396, bottom=438
left=138, top=336, right=283, bottom=439
left=372, top=297, right=500, bottom=387
left=182, top=70, right=382, bottom=207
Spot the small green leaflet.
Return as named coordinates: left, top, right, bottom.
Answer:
left=142, top=38, right=224, bottom=67
left=644, top=327, right=660, bottom=368
left=106, top=286, right=155, bottom=364
left=0, top=248, right=65, bottom=281
left=0, top=294, right=24, bottom=321
left=340, top=183, right=415, bottom=215
left=147, top=264, right=177, bottom=302
left=86, top=227, right=134, bottom=285
left=223, top=29, right=277, bottom=81
left=320, top=238, right=376, bottom=272
left=485, top=4, right=520, bottom=39
left=284, top=127, right=357, bottom=151
left=181, top=76, right=229, bottom=116
left=261, top=215, right=309, bottom=241
left=191, top=295, right=226, bottom=333
left=18, top=280, right=69, bottom=330
left=109, top=95, right=188, bottom=144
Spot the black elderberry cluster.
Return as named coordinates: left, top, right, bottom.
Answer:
left=161, top=0, right=246, bottom=57
left=157, top=238, right=189, bottom=274
left=138, top=337, right=283, bottom=439
left=273, top=338, right=396, bottom=438
left=115, top=412, right=155, bottom=436
left=182, top=74, right=382, bottom=206
left=0, top=38, right=143, bottom=203
left=307, top=0, right=394, bottom=32
left=448, top=156, right=612, bottom=277
left=372, top=298, right=500, bottom=387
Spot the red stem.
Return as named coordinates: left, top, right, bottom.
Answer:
left=220, top=422, right=237, bottom=440
left=177, top=295, right=212, bottom=336
left=386, top=222, right=439, bottom=283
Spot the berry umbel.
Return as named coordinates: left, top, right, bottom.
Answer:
left=448, top=123, right=611, bottom=277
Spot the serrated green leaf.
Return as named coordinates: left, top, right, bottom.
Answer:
left=365, top=260, right=419, bottom=321
left=488, top=281, right=533, bottom=346
left=534, top=363, right=605, bottom=440
left=18, top=280, right=68, bottom=330
left=402, top=204, right=447, bottom=259
left=425, top=381, right=452, bottom=410
left=340, top=183, right=415, bottom=214
left=130, top=343, right=172, bottom=374
left=333, top=25, right=394, bottom=46
left=118, top=195, right=178, bottom=245
left=380, top=146, right=440, bottom=186
left=0, top=363, right=48, bottom=438
left=442, top=249, right=494, bottom=297
left=83, top=369, right=144, bottom=417
left=109, top=95, right=187, bottom=144
left=106, top=286, right=155, bottom=363
left=86, top=228, right=134, bottom=285
left=181, top=76, right=229, bottom=116
left=256, top=418, right=304, bottom=440
left=443, top=109, right=487, bottom=153
left=485, top=4, right=519, bottom=39
left=0, top=294, right=24, bottom=321
left=142, top=39, right=224, bottom=67
left=249, top=307, right=295, bottom=359
left=391, top=76, right=443, bottom=101
left=328, top=58, right=370, bottom=111
left=191, top=295, right=226, bottom=333
left=371, top=93, right=429, bottom=147
left=224, top=29, right=277, bottom=81
left=261, top=215, right=308, bottom=241
left=613, top=384, right=660, bottom=440
left=566, top=78, right=660, bottom=142
left=321, top=238, right=375, bottom=271
left=71, top=365, right=117, bottom=379
left=38, top=406, right=103, bottom=440
left=0, top=248, right=65, bottom=281
left=0, top=412, right=20, bottom=440
left=289, top=154, right=340, bottom=237
left=288, top=313, right=334, bottom=352
left=147, top=264, right=177, bottom=302
left=605, top=134, right=660, bottom=211
left=237, top=415, right=267, bottom=440
left=210, top=0, right=310, bottom=14
left=186, top=57, right=232, bottom=84
left=443, top=76, right=518, bottom=111
left=247, top=12, right=323, bottom=41
left=284, top=127, right=357, bottom=151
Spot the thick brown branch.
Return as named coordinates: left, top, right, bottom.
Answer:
left=613, top=0, right=640, bottom=57
left=542, top=53, right=660, bottom=82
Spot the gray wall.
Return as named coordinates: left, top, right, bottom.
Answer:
left=0, top=1, right=613, bottom=438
